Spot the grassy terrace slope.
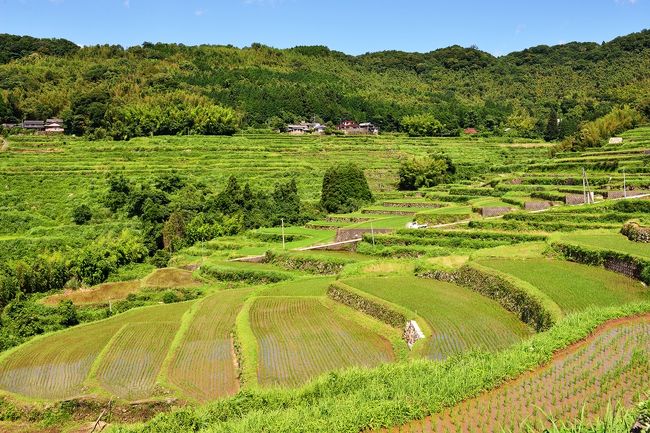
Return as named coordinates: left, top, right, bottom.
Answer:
left=0, top=134, right=547, bottom=218
left=342, top=276, right=533, bottom=359
left=250, top=297, right=393, bottom=387
left=477, top=258, right=650, bottom=313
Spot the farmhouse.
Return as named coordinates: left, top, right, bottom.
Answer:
left=464, top=128, right=479, bottom=135
left=45, top=118, right=65, bottom=134
left=286, top=122, right=326, bottom=135
left=337, top=120, right=379, bottom=135
left=22, top=120, right=45, bottom=131
left=11, top=119, right=65, bottom=134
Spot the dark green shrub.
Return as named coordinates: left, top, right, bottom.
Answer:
left=162, top=291, right=179, bottom=304
left=149, top=250, right=171, bottom=268
left=72, top=204, right=92, bottom=225
left=320, top=163, right=373, bottom=213
left=398, top=155, right=456, bottom=190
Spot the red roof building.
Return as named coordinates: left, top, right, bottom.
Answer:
left=338, top=120, right=360, bottom=130
left=464, top=128, right=479, bottom=135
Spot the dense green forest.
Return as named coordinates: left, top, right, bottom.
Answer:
left=0, top=30, right=649, bottom=139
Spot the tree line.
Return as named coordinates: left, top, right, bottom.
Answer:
left=1, top=30, right=650, bottom=139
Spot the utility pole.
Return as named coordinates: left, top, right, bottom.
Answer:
left=281, top=218, right=286, bottom=251
left=370, top=221, right=375, bottom=247
left=582, top=168, right=588, bottom=204
left=623, top=168, right=627, bottom=199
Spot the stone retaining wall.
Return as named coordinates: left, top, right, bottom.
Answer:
left=480, top=207, right=512, bottom=217
left=335, top=228, right=394, bottom=243
left=565, top=193, right=594, bottom=205
left=381, top=202, right=446, bottom=209
left=361, top=209, right=417, bottom=216
left=604, top=257, right=642, bottom=280
left=621, top=222, right=650, bottom=243
left=524, top=201, right=552, bottom=211
left=605, top=190, right=650, bottom=199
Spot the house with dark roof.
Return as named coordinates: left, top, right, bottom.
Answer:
left=22, top=120, right=45, bottom=131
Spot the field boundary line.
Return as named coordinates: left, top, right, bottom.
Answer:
left=235, top=296, right=260, bottom=390
left=319, top=298, right=408, bottom=361
left=157, top=299, right=203, bottom=399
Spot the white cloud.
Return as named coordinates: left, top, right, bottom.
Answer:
left=515, top=24, right=526, bottom=34
left=195, top=9, right=206, bottom=16
left=123, top=0, right=130, bottom=8
left=615, top=0, right=638, bottom=4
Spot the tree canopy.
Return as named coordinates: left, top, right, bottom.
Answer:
left=1, top=30, right=650, bottom=139
left=320, top=164, right=373, bottom=213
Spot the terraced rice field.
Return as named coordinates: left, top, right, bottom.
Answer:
left=478, top=258, right=650, bottom=313
left=555, top=231, right=650, bottom=259
left=0, top=317, right=124, bottom=399
left=380, top=316, right=650, bottom=433
left=250, top=297, right=393, bottom=387
left=96, top=322, right=180, bottom=400
left=342, top=276, right=532, bottom=360
left=0, top=301, right=190, bottom=400
left=0, top=134, right=547, bottom=224
left=256, top=278, right=335, bottom=297
left=41, top=279, right=142, bottom=306
left=167, top=289, right=251, bottom=401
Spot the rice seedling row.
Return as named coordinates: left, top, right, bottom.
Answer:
left=250, top=297, right=393, bottom=387
left=167, top=289, right=251, bottom=401
left=380, top=317, right=650, bottom=433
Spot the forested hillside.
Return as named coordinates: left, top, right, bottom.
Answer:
left=0, top=30, right=649, bottom=139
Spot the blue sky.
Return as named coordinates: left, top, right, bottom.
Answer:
left=0, top=0, right=648, bottom=55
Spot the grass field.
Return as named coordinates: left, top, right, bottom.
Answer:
left=381, top=317, right=650, bottom=433
left=342, top=276, right=533, bottom=360
left=477, top=258, right=650, bottom=313
left=167, top=289, right=251, bottom=401
left=250, top=297, right=393, bottom=387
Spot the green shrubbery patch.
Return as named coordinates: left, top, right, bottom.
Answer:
left=200, top=264, right=292, bottom=284
left=263, top=251, right=349, bottom=275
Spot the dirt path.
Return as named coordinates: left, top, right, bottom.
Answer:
left=0, top=137, right=8, bottom=152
